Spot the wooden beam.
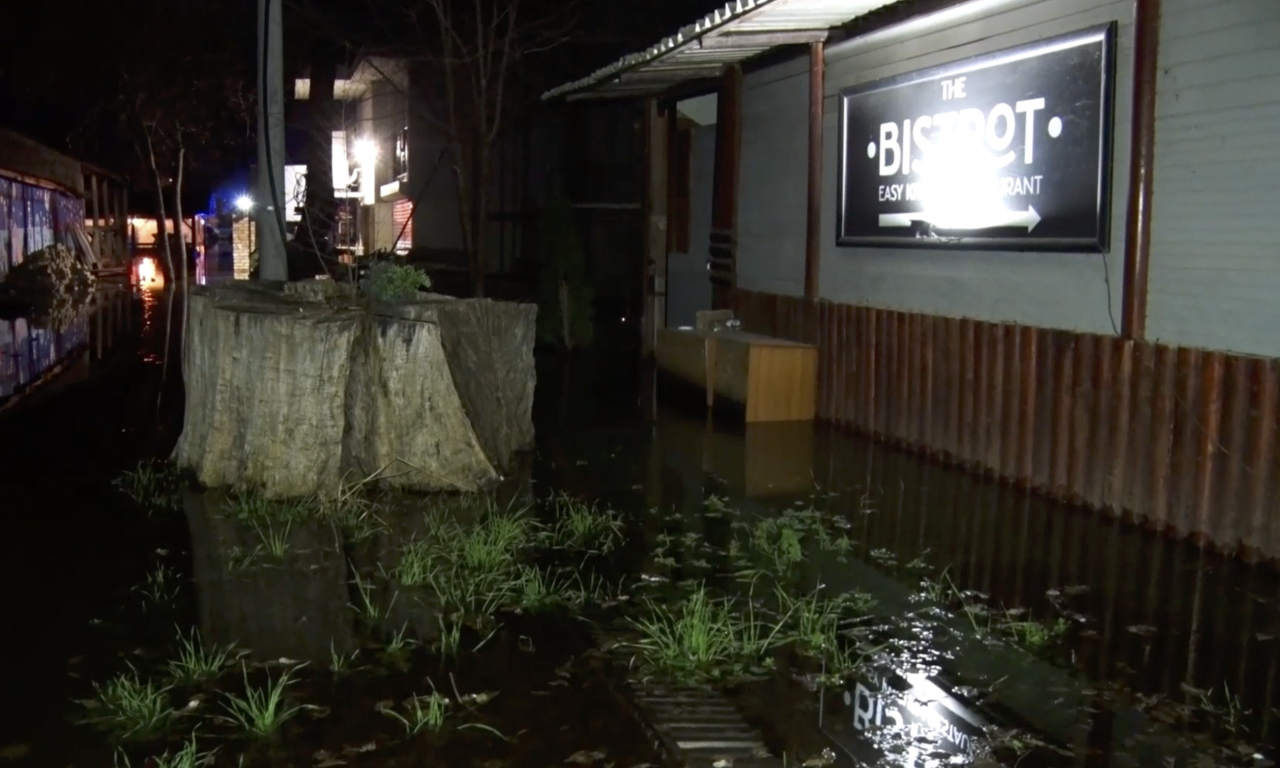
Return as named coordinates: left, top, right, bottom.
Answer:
left=803, top=41, right=824, bottom=301
left=1122, top=0, right=1161, bottom=339
left=618, top=66, right=725, bottom=82
left=697, top=30, right=829, bottom=49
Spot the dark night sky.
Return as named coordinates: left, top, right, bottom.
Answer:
left=0, top=0, right=728, bottom=208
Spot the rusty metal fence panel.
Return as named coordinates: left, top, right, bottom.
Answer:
left=731, top=288, right=1280, bottom=561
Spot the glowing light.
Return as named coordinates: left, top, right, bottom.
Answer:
left=235, top=195, right=254, bottom=212
left=353, top=138, right=378, bottom=166
left=136, top=256, right=164, bottom=290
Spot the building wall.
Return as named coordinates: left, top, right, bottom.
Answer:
left=736, top=58, right=811, bottom=298
left=406, top=120, right=462, bottom=256
left=733, top=0, right=1134, bottom=334
left=1144, top=0, right=1280, bottom=357
left=667, top=124, right=717, bottom=328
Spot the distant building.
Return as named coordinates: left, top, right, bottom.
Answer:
left=0, top=129, right=129, bottom=278
left=0, top=128, right=130, bottom=403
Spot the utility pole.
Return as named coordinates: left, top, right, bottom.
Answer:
left=256, top=0, right=288, bottom=281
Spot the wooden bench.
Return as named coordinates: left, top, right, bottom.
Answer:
left=655, top=327, right=817, bottom=422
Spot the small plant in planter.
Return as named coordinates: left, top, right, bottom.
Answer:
left=360, top=257, right=431, bottom=303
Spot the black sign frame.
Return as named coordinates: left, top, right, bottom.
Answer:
left=836, top=23, right=1117, bottom=252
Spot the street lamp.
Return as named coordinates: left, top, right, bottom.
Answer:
left=235, top=195, right=254, bottom=213
left=353, top=138, right=378, bottom=166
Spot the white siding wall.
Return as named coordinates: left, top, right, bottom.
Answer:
left=1145, top=0, right=1280, bottom=357
left=737, top=57, right=812, bottom=297
left=734, top=0, right=1136, bottom=333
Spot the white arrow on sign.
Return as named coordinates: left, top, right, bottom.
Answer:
left=878, top=206, right=1042, bottom=232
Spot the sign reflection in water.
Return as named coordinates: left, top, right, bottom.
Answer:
left=822, top=670, right=987, bottom=766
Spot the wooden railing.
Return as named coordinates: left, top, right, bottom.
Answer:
left=731, top=288, right=1280, bottom=561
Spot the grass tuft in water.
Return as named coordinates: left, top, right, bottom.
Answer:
left=546, top=492, right=624, bottom=553
left=252, top=519, right=292, bottom=559
left=437, top=617, right=462, bottom=660
left=115, top=460, right=184, bottom=513
left=89, top=666, right=176, bottom=740
left=629, top=585, right=787, bottom=680
left=220, top=663, right=307, bottom=737
left=113, top=732, right=216, bottom=768
left=167, top=627, right=242, bottom=685
left=349, top=570, right=397, bottom=625
left=515, top=565, right=578, bottom=612
left=1001, top=612, right=1070, bottom=651
left=329, top=640, right=359, bottom=676
left=379, top=690, right=449, bottom=735
left=135, top=563, right=182, bottom=609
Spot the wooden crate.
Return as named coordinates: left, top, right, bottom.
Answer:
left=656, top=328, right=817, bottom=422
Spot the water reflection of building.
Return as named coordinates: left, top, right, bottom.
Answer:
left=563, top=402, right=1280, bottom=758
left=0, top=289, right=132, bottom=409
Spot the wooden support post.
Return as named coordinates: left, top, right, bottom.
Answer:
left=804, top=40, right=825, bottom=301
left=709, top=65, right=743, bottom=310
left=123, top=187, right=131, bottom=258
left=90, top=174, right=102, bottom=263
left=641, top=98, right=670, bottom=357
left=1121, top=0, right=1161, bottom=339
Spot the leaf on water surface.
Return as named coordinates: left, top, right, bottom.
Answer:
left=374, top=700, right=396, bottom=712
left=342, top=741, right=378, bottom=755
left=565, top=750, right=607, bottom=764
left=313, top=750, right=348, bottom=767
left=1126, top=624, right=1158, bottom=636
left=712, top=760, right=732, bottom=768
left=802, top=748, right=837, bottom=767
left=628, top=764, right=654, bottom=768
left=1256, top=633, right=1275, bottom=642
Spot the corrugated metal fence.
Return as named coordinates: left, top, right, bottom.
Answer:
left=731, top=288, right=1280, bottom=561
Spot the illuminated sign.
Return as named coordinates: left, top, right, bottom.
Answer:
left=836, top=24, right=1116, bottom=251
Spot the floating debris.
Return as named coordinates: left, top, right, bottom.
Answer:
left=566, top=749, right=608, bottom=764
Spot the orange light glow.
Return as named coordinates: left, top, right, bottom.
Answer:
left=136, top=256, right=164, bottom=290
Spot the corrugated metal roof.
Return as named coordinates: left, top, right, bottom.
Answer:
left=542, top=0, right=901, bottom=101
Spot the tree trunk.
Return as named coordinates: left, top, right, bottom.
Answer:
left=144, top=132, right=174, bottom=281
left=473, top=145, right=489, bottom=298
left=173, top=283, right=538, bottom=496
left=559, top=279, right=571, bottom=351
left=145, top=130, right=176, bottom=402
left=174, top=146, right=189, bottom=378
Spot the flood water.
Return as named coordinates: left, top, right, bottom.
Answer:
left=0, top=295, right=1276, bottom=768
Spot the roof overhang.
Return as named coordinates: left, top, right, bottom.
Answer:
left=294, top=57, right=408, bottom=101
left=542, top=0, right=902, bottom=101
